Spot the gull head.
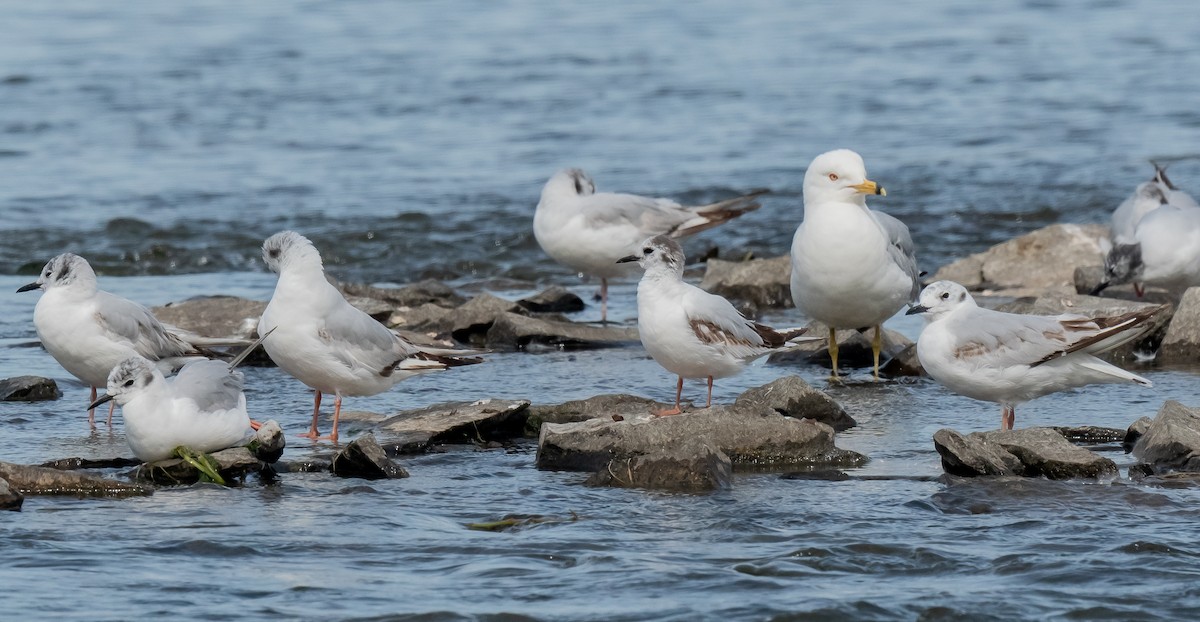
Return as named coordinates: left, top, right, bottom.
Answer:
left=89, top=356, right=160, bottom=410
left=616, top=235, right=685, bottom=275
left=1134, top=181, right=1168, bottom=206
left=803, top=149, right=886, bottom=207
left=1097, top=243, right=1143, bottom=292
left=544, top=168, right=596, bottom=199
left=906, top=280, right=974, bottom=320
left=262, top=230, right=323, bottom=274
left=17, top=253, right=97, bottom=294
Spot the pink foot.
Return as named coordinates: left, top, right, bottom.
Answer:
left=653, top=408, right=683, bottom=417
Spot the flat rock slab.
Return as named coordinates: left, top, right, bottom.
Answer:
left=699, top=255, right=792, bottom=315
left=538, top=405, right=865, bottom=473
left=518, top=286, right=585, bottom=313
left=932, top=223, right=1109, bottom=296
left=0, top=478, right=23, bottom=511
left=0, top=375, right=60, bottom=401
left=734, top=375, right=855, bottom=431
left=485, top=312, right=639, bottom=351
left=338, top=279, right=466, bottom=309
left=331, top=433, right=409, bottom=479
left=0, top=461, right=153, bottom=497
left=933, top=428, right=1118, bottom=479
left=375, top=399, right=530, bottom=454
left=1158, top=288, right=1200, bottom=363
left=132, top=447, right=265, bottom=486
left=152, top=296, right=267, bottom=339
left=1132, top=401, right=1200, bottom=472
left=525, top=394, right=671, bottom=435
left=585, top=441, right=732, bottom=492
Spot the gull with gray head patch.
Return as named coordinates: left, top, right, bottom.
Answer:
left=17, top=253, right=232, bottom=429
left=618, top=235, right=812, bottom=416
left=534, top=167, right=766, bottom=323
left=909, top=280, right=1160, bottom=430
left=789, top=149, right=919, bottom=381
left=259, top=231, right=482, bottom=442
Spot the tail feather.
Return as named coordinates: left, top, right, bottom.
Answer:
left=669, top=190, right=768, bottom=238
left=1077, top=359, right=1152, bottom=387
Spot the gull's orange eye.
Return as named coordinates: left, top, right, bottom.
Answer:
left=828, top=173, right=839, bottom=182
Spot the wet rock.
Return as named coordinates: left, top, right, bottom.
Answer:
left=484, top=312, right=639, bottom=351
left=993, top=293, right=1169, bottom=365
left=330, top=433, right=409, bottom=479
left=445, top=293, right=524, bottom=344
left=699, top=255, right=792, bottom=315
left=374, top=399, right=531, bottom=454
left=345, top=295, right=394, bottom=322
left=525, top=395, right=670, bottom=435
left=0, top=375, right=60, bottom=401
left=933, top=428, right=1118, bottom=479
left=932, top=224, right=1109, bottom=295
left=0, top=478, right=23, bottom=511
left=40, top=457, right=141, bottom=470
left=388, top=303, right=453, bottom=331
left=1124, top=416, right=1153, bottom=453
left=0, top=461, right=153, bottom=497
left=880, top=343, right=925, bottom=377
left=733, top=376, right=855, bottom=431
left=275, top=458, right=332, bottom=473
left=1158, top=288, right=1200, bottom=363
left=537, top=405, right=866, bottom=473
left=152, top=296, right=267, bottom=339
left=1049, top=426, right=1126, bottom=444
left=518, top=286, right=585, bottom=313
left=584, top=441, right=732, bottom=492
left=1131, top=401, right=1200, bottom=472
left=337, top=279, right=466, bottom=308
left=766, top=322, right=913, bottom=373
left=132, top=447, right=265, bottom=486
left=250, top=420, right=286, bottom=463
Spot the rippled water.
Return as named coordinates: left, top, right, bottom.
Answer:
left=4, top=1, right=1200, bottom=619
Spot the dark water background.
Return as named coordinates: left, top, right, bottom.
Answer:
left=3, top=1, right=1200, bottom=619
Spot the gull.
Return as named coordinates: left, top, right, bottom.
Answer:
left=618, top=235, right=812, bottom=416
left=17, top=253, right=236, bottom=429
left=259, top=231, right=482, bottom=442
left=1097, top=164, right=1200, bottom=297
left=87, top=332, right=268, bottom=463
left=534, top=168, right=766, bottom=322
left=789, top=149, right=919, bottom=379
left=909, top=280, right=1159, bottom=430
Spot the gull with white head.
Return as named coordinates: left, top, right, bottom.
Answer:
left=17, top=253, right=225, bottom=428
left=789, top=149, right=919, bottom=379
left=534, top=168, right=766, bottom=322
left=259, top=231, right=482, bottom=442
left=909, top=281, right=1159, bottom=430
left=618, top=235, right=812, bottom=416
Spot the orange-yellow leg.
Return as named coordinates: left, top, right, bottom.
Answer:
left=705, top=376, right=714, bottom=408
left=298, top=391, right=323, bottom=439
left=249, top=420, right=263, bottom=431
left=324, top=394, right=343, bottom=443
left=654, top=376, right=684, bottom=417
left=87, top=386, right=98, bottom=430
left=1001, top=405, right=1015, bottom=431
left=872, top=325, right=883, bottom=381
left=828, top=326, right=840, bottom=380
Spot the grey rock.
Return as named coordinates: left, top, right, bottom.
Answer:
left=585, top=441, right=732, bottom=492
left=1049, top=426, right=1127, bottom=444
left=152, top=296, right=267, bottom=339
left=132, top=447, right=265, bottom=486
left=338, top=279, right=466, bottom=308
left=0, top=461, right=153, bottom=497
left=766, top=321, right=913, bottom=373
left=537, top=405, right=866, bottom=473
left=880, top=343, right=925, bottom=377
left=525, top=394, right=670, bottom=435
left=1124, top=416, right=1153, bottom=453
left=375, top=399, right=531, bottom=454
left=994, top=293, right=1169, bottom=365
left=1159, top=288, right=1200, bottom=363
left=330, top=433, right=409, bottom=479
left=699, top=255, right=792, bottom=315
left=445, top=293, right=524, bottom=344
left=1132, top=401, right=1200, bottom=472
left=345, top=295, right=394, bottom=322
left=0, top=478, right=23, bottom=511
left=484, top=312, right=639, bottom=351
left=734, top=376, right=855, bottom=431
left=251, top=420, right=286, bottom=463
left=276, top=459, right=332, bottom=473
left=518, top=286, right=586, bottom=313
left=933, top=428, right=1118, bottom=479
left=388, top=303, right=453, bottom=331
left=932, top=224, right=1109, bottom=295
left=0, top=375, right=60, bottom=401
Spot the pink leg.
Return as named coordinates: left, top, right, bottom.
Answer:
left=600, top=278, right=608, bottom=324
left=249, top=420, right=263, bottom=431
left=298, top=391, right=323, bottom=439
left=326, top=394, right=343, bottom=443
left=87, top=386, right=98, bottom=430
left=705, top=376, right=714, bottom=408
left=106, top=401, right=115, bottom=427
left=1001, top=405, right=1015, bottom=431
left=1134, top=282, right=1145, bottom=298
left=655, top=376, right=684, bottom=417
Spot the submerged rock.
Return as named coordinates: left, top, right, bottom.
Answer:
left=1131, top=401, right=1200, bottom=473
left=699, top=255, right=792, bottom=315
left=993, top=293, right=1169, bottom=365
left=518, top=286, right=585, bottom=313
left=330, top=433, right=409, bottom=479
left=484, top=312, right=638, bottom=351
left=525, top=395, right=670, bottom=435
left=1158, top=288, right=1200, bottom=363
left=132, top=447, right=265, bottom=486
left=152, top=296, right=267, bottom=339
left=0, top=478, right=23, bottom=511
left=584, top=440, right=732, bottom=492
left=338, top=279, right=466, bottom=309
left=0, top=461, right=153, bottom=497
left=733, top=376, right=855, bottom=431
left=932, top=223, right=1109, bottom=295
left=932, top=428, right=1118, bottom=480
left=766, top=322, right=914, bottom=374
left=537, top=405, right=865, bottom=473
left=374, top=399, right=531, bottom=454
left=0, top=375, right=60, bottom=401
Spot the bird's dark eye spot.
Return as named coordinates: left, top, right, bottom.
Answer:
left=574, top=178, right=584, bottom=194
left=828, top=173, right=839, bottom=181
left=268, top=248, right=281, bottom=259
left=643, top=247, right=652, bottom=255
left=123, top=379, right=134, bottom=387
left=941, top=292, right=950, bottom=300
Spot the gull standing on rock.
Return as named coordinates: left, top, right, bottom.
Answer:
left=789, top=149, right=919, bottom=379
left=259, top=231, right=482, bottom=442
left=534, top=168, right=766, bottom=323
left=17, top=253, right=224, bottom=428
left=909, top=281, right=1159, bottom=430
left=619, top=235, right=812, bottom=416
